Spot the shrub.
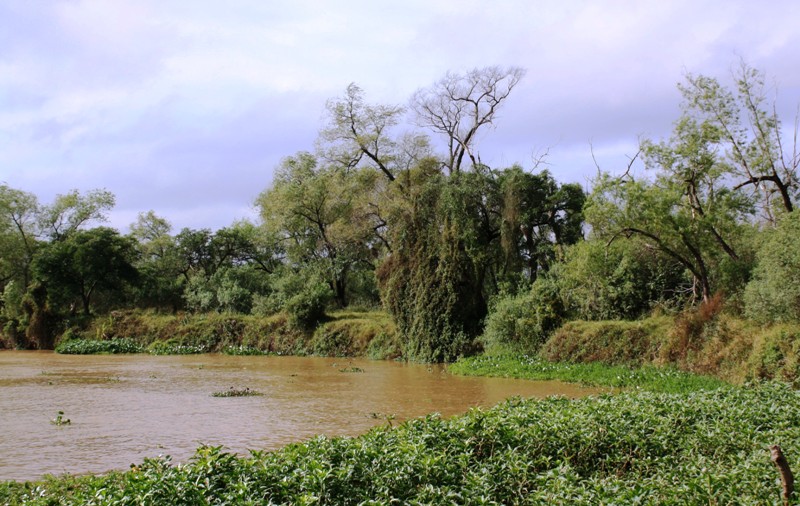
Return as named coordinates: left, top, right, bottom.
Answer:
left=482, top=276, right=564, bottom=353
left=285, top=282, right=332, bottom=329
left=744, top=211, right=800, bottom=323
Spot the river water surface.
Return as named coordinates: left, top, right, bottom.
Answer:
left=0, top=351, right=597, bottom=481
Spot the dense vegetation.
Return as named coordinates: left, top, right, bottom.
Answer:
left=2, top=382, right=797, bottom=504
left=3, top=59, right=800, bottom=499
left=3, top=63, right=798, bottom=374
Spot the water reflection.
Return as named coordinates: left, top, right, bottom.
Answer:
left=0, top=351, right=597, bottom=481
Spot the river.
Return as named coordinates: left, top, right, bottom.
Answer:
left=0, top=351, right=598, bottom=481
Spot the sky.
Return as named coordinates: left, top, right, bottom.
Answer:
left=2, top=0, right=799, bottom=233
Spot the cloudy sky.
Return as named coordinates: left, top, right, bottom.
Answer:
left=2, top=0, right=799, bottom=233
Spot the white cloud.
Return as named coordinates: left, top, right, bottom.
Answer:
left=1, top=0, right=799, bottom=231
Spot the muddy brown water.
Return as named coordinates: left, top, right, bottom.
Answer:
left=0, top=351, right=599, bottom=481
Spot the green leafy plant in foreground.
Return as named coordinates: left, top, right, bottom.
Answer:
left=2, top=383, right=798, bottom=505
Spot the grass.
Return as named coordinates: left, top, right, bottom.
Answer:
left=2, top=382, right=798, bottom=504
left=449, top=354, right=729, bottom=393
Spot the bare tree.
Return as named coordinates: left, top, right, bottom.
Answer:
left=410, top=66, right=526, bottom=174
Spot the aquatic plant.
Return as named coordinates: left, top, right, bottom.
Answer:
left=4, top=383, right=799, bottom=504
left=211, top=387, right=263, bottom=398
left=50, top=411, right=71, bottom=426
left=450, top=354, right=727, bottom=393
left=221, top=345, right=269, bottom=356
left=55, top=338, right=143, bottom=354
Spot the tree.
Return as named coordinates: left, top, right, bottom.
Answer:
left=0, top=184, right=40, bottom=289
left=33, top=227, right=139, bottom=316
left=498, top=166, right=585, bottom=285
left=377, top=160, right=486, bottom=361
left=39, top=188, right=115, bottom=240
left=257, top=152, right=379, bottom=307
left=679, top=63, right=798, bottom=221
left=744, top=211, right=800, bottom=323
left=319, top=83, right=406, bottom=182
left=411, top=66, right=525, bottom=174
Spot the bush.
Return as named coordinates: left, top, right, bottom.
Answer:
left=285, top=282, right=332, bottom=329
left=555, top=239, right=687, bottom=320
left=744, top=211, right=800, bottom=323
left=482, top=276, right=564, bottom=353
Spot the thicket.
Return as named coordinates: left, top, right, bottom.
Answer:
left=3, top=383, right=798, bottom=505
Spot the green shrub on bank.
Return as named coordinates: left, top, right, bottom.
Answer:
left=2, top=383, right=797, bottom=505
left=55, top=309, right=397, bottom=359
left=482, top=276, right=564, bottom=354
left=310, top=311, right=399, bottom=359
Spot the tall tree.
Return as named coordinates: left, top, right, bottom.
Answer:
left=39, top=189, right=115, bottom=241
left=679, top=63, right=798, bottom=220
left=33, top=227, right=139, bottom=316
left=0, top=184, right=40, bottom=289
left=257, top=153, right=378, bottom=307
left=411, top=66, right=525, bottom=174
left=319, top=83, right=406, bottom=182
left=499, top=166, right=585, bottom=284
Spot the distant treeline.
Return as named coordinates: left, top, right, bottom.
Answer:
left=1, top=63, right=798, bottom=362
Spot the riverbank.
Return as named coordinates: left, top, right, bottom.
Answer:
left=2, top=381, right=797, bottom=504
left=48, top=309, right=402, bottom=360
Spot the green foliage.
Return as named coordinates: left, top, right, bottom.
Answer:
left=310, top=311, right=397, bottom=358
left=450, top=354, right=727, bottom=393
left=221, top=345, right=270, bottom=356
left=147, top=340, right=210, bottom=355
left=55, top=338, right=143, bottom=354
left=10, top=384, right=800, bottom=504
left=33, top=227, right=139, bottom=316
left=745, top=211, right=800, bottom=323
left=378, top=164, right=486, bottom=362
left=539, top=318, right=673, bottom=366
left=482, top=276, right=564, bottom=353
left=256, top=152, right=380, bottom=308
left=285, top=280, right=332, bottom=330
left=555, top=239, right=687, bottom=320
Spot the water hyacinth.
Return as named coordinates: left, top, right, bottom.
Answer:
left=2, top=383, right=798, bottom=505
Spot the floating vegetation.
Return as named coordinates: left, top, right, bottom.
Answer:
left=148, top=342, right=210, bottom=355
left=7, top=383, right=800, bottom=504
left=211, top=387, right=264, bottom=398
left=339, top=366, right=364, bottom=373
left=55, top=338, right=143, bottom=355
left=450, top=354, right=727, bottom=393
left=50, top=411, right=71, bottom=426
left=222, top=345, right=270, bottom=356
